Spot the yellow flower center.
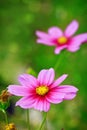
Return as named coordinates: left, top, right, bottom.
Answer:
left=36, top=86, right=49, bottom=96
left=5, top=123, right=16, bottom=130
left=57, top=36, right=67, bottom=45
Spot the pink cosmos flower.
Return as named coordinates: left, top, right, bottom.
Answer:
left=8, top=68, right=78, bottom=112
left=36, top=20, right=87, bottom=54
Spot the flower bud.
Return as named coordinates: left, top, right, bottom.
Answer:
left=0, top=90, right=11, bottom=102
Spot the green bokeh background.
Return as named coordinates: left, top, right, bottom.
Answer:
left=0, top=0, right=87, bottom=130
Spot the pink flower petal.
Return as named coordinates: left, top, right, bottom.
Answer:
left=38, top=69, right=47, bottom=85
left=46, top=87, right=66, bottom=104
left=46, top=94, right=63, bottom=104
left=51, top=74, right=68, bottom=88
left=65, top=20, right=79, bottom=37
left=49, top=85, right=78, bottom=101
left=58, top=85, right=78, bottom=93
left=49, top=91, right=65, bottom=99
left=67, top=33, right=87, bottom=52
left=34, top=98, right=44, bottom=112
left=18, top=74, right=38, bottom=88
left=36, top=39, right=55, bottom=46
left=48, top=27, right=63, bottom=38
left=43, top=99, right=50, bottom=112
left=64, top=92, right=77, bottom=100
left=8, top=85, right=30, bottom=96
left=34, top=97, right=50, bottom=112
left=54, top=45, right=67, bottom=54
left=73, top=33, right=87, bottom=43
left=16, top=96, right=36, bottom=109
left=36, top=31, right=52, bottom=40
left=38, top=68, right=55, bottom=86
left=70, top=33, right=87, bottom=46
left=67, top=45, right=80, bottom=52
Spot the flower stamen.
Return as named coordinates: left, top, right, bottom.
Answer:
left=36, top=86, right=49, bottom=96
left=57, top=36, right=67, bottom=45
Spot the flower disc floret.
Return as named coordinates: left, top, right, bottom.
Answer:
left=57, top=36, right=68, bottom=45
left=36, top=86, right=49, bottom=96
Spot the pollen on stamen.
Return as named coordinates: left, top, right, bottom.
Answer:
left=36, top=86, right=49, bottom=96
left=57, top=36, right=68, bottom=45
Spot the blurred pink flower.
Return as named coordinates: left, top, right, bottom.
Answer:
left=8, top=68, right=78, bottom=112
left=36, top=20, right=87, bottom=54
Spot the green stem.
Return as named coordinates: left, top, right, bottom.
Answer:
left=54, top=54, right=63, bottom=71
left=38, top=112, right=47, bottom=130
left=27, top=109, right=30, bottom=130
left=44, top=115, right=47, bottom=130
left=3, top=110, right=8, bottom=124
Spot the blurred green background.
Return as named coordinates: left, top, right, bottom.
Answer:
left=0, top=0, right=87, bottom=130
